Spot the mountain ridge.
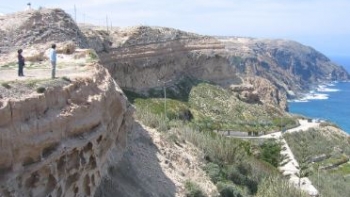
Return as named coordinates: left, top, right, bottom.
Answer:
left=1, top=8, right=350, bottom=196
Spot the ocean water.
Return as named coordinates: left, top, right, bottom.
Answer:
left=288, top=56, right=350, bottom=134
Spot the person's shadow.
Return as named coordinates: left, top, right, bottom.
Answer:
left=94, top=122, right=176, bottom=197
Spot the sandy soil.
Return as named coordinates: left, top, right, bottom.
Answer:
left=95, top=122, right=218, bottom=197
left=0, top=53, right=94, bottom=99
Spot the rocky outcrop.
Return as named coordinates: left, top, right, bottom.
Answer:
left=229, top=76, right=287, bottom=109
left=0, top=8, right=88, bottom=53
left=0, top=64, right=133, bottom=197
left=220, top=37, right=349, bottom=94
left=93, top=27, right=348, bottom=109
left=95, top=123, right=218, bottom=197
left=2, top=9, right=348, bottom=110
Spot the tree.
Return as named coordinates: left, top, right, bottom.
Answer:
left=295, top=138, right=312, bottom=197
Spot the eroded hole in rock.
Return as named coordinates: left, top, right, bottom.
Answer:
left=65, top=173, right=79, bottom=190
left=43, top=107, right=49, bottom=114
left=0, top=166, right=12, bottom=180
left=83, top=142, right=93, bottom=153
left=25, top=172, right=40, bottom=189
left=79, top=151, right=86, bottom=166
left=1, top=189, right=11, bottom=197
left=74, top=186, right=79, bottom=194
left=97, top=135, right=103, bottom=144
left=16, top=175, right=23, bottom=188
left=42, top=142, right=59, bottom=159
left=84, top=175, right=91, bottom=195
left=70, top=122, right=101, bottom=138
left=91, top=174, right=95, bottom=186
left=67, top=149, right=80, bottom=171
left=44, top=174, right=57, bottom=196
left=57, top=156, right=65, bottom=178
left=88, top=156, right=97, bottom=170
left=56, top=186, right=62, bottom=197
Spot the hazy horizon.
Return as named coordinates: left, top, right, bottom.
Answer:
left=1, top=0, right=349, bottom=58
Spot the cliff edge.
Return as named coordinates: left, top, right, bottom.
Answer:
left=0, top=62, right=134, bottom=196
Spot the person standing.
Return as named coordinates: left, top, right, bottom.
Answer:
left=49, top=44, right=57, bottom=79
left=17, top=49, right=25, bottom=77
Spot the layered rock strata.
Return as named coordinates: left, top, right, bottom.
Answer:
left=0, top=64, right=133, bottom=197
left=95, top=26, right=349, bottom=110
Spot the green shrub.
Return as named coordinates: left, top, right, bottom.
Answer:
left=123, top=89, right=146, bottom=103
left=310, top=170, right=350, bottom=197
left=236, top=162, right=251, bottom=176
left=227, top=167, right=246, bottom=185
left=181, top=127, right=248, bottom=164
left=61, top=76, right=72, bottom=82
left=87, top=49, right=98, bottom=61
left=1, top=82, right=11, bottom=89
left=204, top=163, right=222, bottom=183
left=36, top=87, right=46, bottom=93
left=256, top=176, right=308, bottom=197
left=184, top=181, right=207, bottom=197
left=319, top=121, right=340, bottom=129
left=245, top=179, right=258, bottom=195
left=216, top=182, right=243, bottom=197
left=259, top=139, right=282, bottom=167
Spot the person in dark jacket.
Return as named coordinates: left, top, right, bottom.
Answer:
left=17, top=49, right=25, bottom=76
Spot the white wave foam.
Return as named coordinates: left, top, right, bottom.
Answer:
left=317, top=87, right=340, bottom=92
left=293, top=99, right=309, bottom=103
left=304, top=93, right=329, bottom=100
left=316, top=84, right=340, bottom=92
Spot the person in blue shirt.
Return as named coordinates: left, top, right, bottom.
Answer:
left=17, top=49, right=25, bottom=77
left=49, top=44, right=57, bottom=79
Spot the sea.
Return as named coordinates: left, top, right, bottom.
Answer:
left=288, top=56, right=350, bottom=134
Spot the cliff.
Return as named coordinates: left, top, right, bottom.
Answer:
left=91, top=26, right=348, bottom=110
left=1, top=9, right=349, bottom=110
left=1, top=8, right=349, bottom=197
left=0, top=63, right=134, bottom=196
left=0, top=8, right=88, bottom=52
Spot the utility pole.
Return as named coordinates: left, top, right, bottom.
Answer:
left=164, top=85, right=167, bottom=120
left=158, top=79, right=172, bottom=123
left=74, top=5, right=77, bottom=22
left=106, top=15, right=109, bottom=31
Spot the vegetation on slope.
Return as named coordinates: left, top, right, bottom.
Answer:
left=284, top=127, right=350, bottom=197
left=127, top=81, right=307, bottom=197
left=127, top=82, right=298, bottom=133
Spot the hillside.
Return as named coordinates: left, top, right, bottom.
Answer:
left=284, top=125, right=350, bottom=197
left=92, top=26, right=349, bottom=111
left=0, top=8, right=350, bottom=197
left=1, top=9, right=349, bottom=111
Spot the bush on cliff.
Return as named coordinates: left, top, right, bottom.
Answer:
left=185, top=181, right=207, bottom=197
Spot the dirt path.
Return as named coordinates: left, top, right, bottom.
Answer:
left=228, top=120, right=320, bottom=196
left=261, top=120, right=319, bottom=196
left=0, top=66, right=90, bottom=82
left=0, top=58, right=94, bottom=99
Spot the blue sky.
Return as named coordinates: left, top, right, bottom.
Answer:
left=1, top=0, right=349, bottom=58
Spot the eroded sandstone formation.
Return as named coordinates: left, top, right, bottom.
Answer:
left=93, top=26, right=349, bottom=110
left=1, top=9, right=349, bottom=111
left=0, top=64, right=133, bottom=197
left=1, top=8, right=349, bottom=197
